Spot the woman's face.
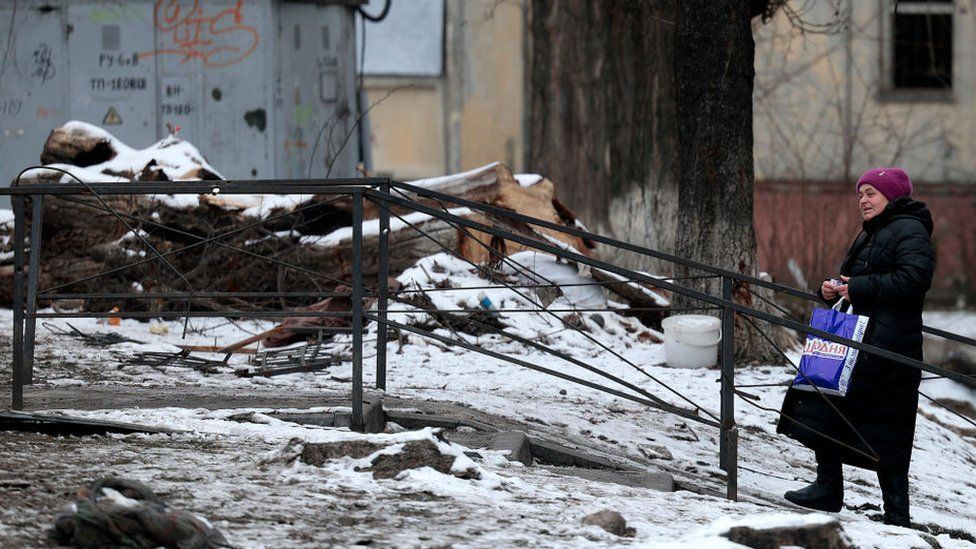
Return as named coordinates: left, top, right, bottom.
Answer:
left=858, top=184, right=889, bottom=221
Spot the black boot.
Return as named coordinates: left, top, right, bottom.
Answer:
left=878, top=464, right=911, bottom=527
left=785, top=452, right=844, bottom=512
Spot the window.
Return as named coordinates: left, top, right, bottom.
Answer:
left=356, top=0, right=444, bottom=77
left=890, top=0, right=953, bottom=91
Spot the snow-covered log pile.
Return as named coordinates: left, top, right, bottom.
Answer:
left=1, top=122, right=655, bottom=315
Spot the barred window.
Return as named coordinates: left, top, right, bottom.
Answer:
left=892, top=0, right=953, bottom=89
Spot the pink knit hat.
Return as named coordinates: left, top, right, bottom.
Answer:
left=856, top=167, right=912, bottom=202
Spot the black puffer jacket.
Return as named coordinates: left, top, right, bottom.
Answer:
left=778, top=197, right=934, bottom=472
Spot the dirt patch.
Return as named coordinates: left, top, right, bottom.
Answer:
left=365, top=439, right=478, bottom=480
left=301, top=439, right=384, bottom=465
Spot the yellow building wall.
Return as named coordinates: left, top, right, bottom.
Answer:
left=364, top=0, right=525, bottom=180
left=753, top=0, right=976, bottom=183
left=364, top=78, right=446, bottom=180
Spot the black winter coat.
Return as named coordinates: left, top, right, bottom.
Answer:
left=777, top=197, right=934, bottom=473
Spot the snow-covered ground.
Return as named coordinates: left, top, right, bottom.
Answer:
left=1, top=253, right=975, bottom=547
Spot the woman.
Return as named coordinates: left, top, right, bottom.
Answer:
left=777, top=167, right=934, bottom=527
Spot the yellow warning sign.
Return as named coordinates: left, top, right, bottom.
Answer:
left=103, top=107, right=123, bottom=125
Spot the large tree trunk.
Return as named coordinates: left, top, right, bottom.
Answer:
left=527, top=0, right=679, bottom=274
left=528, top=0, right=783, bottom=363
left=672, top=1, right=780, bottom=363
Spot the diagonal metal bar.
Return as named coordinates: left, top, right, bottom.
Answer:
left=388, top=181, right=976, bottom=349
left=370, top=189, right=976, bottom=390
left=367, top=314, right=720, bottom=428
left=740, top=314, right=879, bottom=462
left=376, top=196, right=719, bottom=422
left=389, top=180, right=820, bottom=301
left=41, top=194, right=359, bottom=294
left=918, top=390, right=976, bottom=430
left=39, top=167, right=198, bottom=333
left=377, top=188, right=713, bottom=412
left=389, top=296, right=708, bottom=419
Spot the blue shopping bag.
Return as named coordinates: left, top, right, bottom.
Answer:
left=792, top=299, right=869, bottom=397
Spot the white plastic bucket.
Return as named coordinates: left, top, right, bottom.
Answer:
left=661, top=315, right=722, bottom=368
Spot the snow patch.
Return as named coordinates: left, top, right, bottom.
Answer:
left=408, top=162, right=499, bottom=189
left=514, top=174, right=543, bottom=187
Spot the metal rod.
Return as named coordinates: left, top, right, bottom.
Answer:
left=10, top=196, right=26, bottom=410
left=368, top=314, right=721, bottom=429
left=725, top=427, right=738, bottom=501
left=394, top=298, right=714, bottom=425
left=375, top=307, right=706, bottom=314
left=32, top=311, right=355, bottom=319
left=2, top=179, right=387, bottom=196
left=720, top=276, right=737, bottom=501
left=921, top=324, right=976, bottom=347
left=381, top=193, right=718, bottom=421
left=372, top=190, right=976, bottom=389
left=375, top=184, right=390, bottom=390
left=351, top=190, right=365, bottom=432
left=43, top=194, right=354, bottom=295
left=41, top=291, right=356, bottom=300
left=24, top=195, right=43, bottom=385
left=382, top=182, right=820, bottom=302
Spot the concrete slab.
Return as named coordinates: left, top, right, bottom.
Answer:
left=528, top=438, right=621, bottom=470
left=0, top=410, right=183, bottom=437
left=363, top=397, right=385, bottom=433
left=269, top=412, right=337, bottom=427
left=492, top=431, right=532, bottom=466
left=543, top=466, right=674, bottom=492
left=384, top=411, right=461, bottom=430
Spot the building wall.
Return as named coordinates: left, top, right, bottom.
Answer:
left=362, top=0, right=526, bottom=180
left=0, top=0, right=361, bottom=205
left=363, top=77, right=446, bottom=179
left=753, top=1, right=976, bottom=300
left=755, top=179, right=976, bottom=303
left=753, top=0, right=976, bottom=183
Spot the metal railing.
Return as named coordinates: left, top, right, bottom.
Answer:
left=4, top=176, right=976, bottom=504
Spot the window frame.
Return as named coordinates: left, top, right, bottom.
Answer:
left=877, top=0, right=956, bottom=103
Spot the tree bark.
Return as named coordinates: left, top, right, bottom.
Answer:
left=528, top=0, right=783, bottom=363
left=527, top=0, right=679, bottom=274
left=672, top=0, right=780, bottom=363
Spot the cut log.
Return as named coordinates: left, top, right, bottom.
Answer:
left=39, top=126, right=117, bottom=167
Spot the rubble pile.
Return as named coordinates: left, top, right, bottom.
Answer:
left=0, top=122, right=622, bottom=315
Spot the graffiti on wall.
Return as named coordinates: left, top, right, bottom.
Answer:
left=32, top=44, right=56, bottom=83
left=139, top=0, right=259, bottom=68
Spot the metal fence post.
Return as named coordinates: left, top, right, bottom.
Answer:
left=375, top=182, right=390, bottom=390
left=24, top=195, right=43, bottom=385
left=351, top=189, right=365, bottom=432
left=720, top=275, right=738, bottom=500
left=11, top=196, right=26, bottom=410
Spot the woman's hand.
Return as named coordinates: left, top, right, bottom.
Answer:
left=835, top=275, right=850, bottom=300
left=821, top=279, right=839, bottom=300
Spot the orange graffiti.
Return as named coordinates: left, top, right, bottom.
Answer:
left=139, top=0, right=259, bottom=68
left=36, top=107, right=49, bottom=119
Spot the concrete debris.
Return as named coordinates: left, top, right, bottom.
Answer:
left=638, top=443, right=674, bottom=461
left=50, top=477, right=229, bottom=549
left=581, top=509, right=635, bottom=537
left=721, top=518, right=853, bottom=549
